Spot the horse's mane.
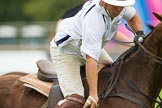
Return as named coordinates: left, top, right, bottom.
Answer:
left=98, top=30, right=155, bottom=99
left=98, top=43, right=139, bottom=99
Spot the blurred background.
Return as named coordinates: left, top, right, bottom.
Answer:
left=0, top=0, right=162, bottom=75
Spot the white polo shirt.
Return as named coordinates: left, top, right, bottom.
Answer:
left=52, top=0, right=136, bottom=61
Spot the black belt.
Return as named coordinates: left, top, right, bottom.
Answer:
left=56, top=35, right=70, bottom=46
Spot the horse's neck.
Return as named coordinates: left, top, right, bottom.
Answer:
left=121, top=27, right=162, bottom=99
left=122, top=54, right=159, bottom=93
left=142, top=22, right=162, bottom=90
left=144, top=22, right=162, bottom=57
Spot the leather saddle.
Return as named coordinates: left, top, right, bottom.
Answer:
left=36, top=60, right=87, bottom=108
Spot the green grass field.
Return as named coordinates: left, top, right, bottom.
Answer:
left=154, top=90, right=162, bottom=108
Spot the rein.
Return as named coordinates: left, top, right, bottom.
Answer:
left=98, top=24, right=162, bottom=107
left=99, top=43, right=162, bottom=107
left=119, top=23, right=162, bottom=64
left=112, top=38, right=162, bottom=65
left=137, top=42, right=162, bottom=64
left=98, top=46, right=137, bottom=100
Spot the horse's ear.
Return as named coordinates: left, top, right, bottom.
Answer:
left=146, top=23, right=154, bottom=30
left=153, top=12, right=162, bottom=21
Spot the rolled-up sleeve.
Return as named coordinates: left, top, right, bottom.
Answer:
left=81, top=10, right=105, bottom=61
left=123, top=6, right=136, bottom=20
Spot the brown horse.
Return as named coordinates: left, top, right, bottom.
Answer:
left=0, top=72, right=47, bottom=108
left=0, top=12, right=162, bottom=108
left=97, top=13, right=162, bottom=108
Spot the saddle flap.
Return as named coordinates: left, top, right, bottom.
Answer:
left=19, top=74, right=54, bottom=97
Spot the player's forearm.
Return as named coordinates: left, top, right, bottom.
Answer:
left=127, top=12, right=143, bottom=32
left=86, top=55, right=98, bottom=97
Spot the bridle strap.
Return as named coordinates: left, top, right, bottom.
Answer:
left=110, top=93, right=149, bottom=108
left=137, top=42, right=162, bottom=64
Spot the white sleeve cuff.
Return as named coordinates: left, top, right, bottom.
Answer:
left=80, top=46, right=101, bottom=61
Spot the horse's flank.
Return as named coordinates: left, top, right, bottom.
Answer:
left=0, top=74, right=47, bottom=108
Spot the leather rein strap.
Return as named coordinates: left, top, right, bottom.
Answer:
left=99, top=42, right=162, bottom=108
left=137, top=42, right=162, bottom=64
